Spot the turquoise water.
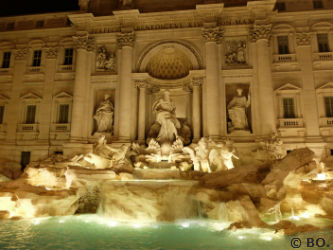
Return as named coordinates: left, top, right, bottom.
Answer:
left=0, top=215, right=332, bottom=250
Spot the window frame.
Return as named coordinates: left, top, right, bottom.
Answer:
left=63, top=48, right=74, bottom=65
left=32, top=49, right=42, bottom=67
left=1, top=51, right=11, bottom=68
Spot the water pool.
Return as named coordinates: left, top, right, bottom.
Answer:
left=0, top=215, right=332, bottom=250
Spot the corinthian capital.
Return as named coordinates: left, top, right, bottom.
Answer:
left=202, top=27, right=223, bottom=43
left=296, top=33, right=312, bottom=46
left=192, top=77, right=203, bottom=87
left=135, top=80, right=149, bottom=89
left=117, top=32, right=135, bottom=48
left=250, top=24, right=272, bottom=42
left=73, top=34, right=95, bottom=51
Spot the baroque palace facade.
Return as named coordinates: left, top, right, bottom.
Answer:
left=0, top=0, right=332, bottom=169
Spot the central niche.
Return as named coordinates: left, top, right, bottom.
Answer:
left=146, top=47, right=192, bottom=79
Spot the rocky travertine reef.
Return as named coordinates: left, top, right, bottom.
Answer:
left=0, top=147, right=332, bottom=235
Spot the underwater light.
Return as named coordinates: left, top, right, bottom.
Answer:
left=58, top=219, right=65, bottom=223
left=181, top=222, right=190, bottom=228
left=238, top=235, right=245, bottom=240
left=107, top=221, right=118, bottom=227
left=132, top=223, right=143, bottom=228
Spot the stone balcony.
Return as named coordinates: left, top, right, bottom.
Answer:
left=319, top=117, right=333, bottom=127
left=279, top=118, right=304, bottom=128
left=16, top=123, right=39, bottom=140
left=17, top=123, right=39, bottom=132
left=50, top=123, right=71, bottom=140
left=59, top=65, right=74, bottom=72
left=27, top=66, right=43, bottom=73
left=273, top=54, right=297, bottom=63
left=313, top=52, right=333, bottom=61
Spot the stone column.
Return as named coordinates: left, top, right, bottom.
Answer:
left=202, top=26, right=223, bottom=139
left=6, top=47, right=28, bottom=143
left=117, top=31, right=135, bottom=141
left=136, top=80, right=147, bottom=143
left=192, top=77, right=202, bottom=142
left=71, top=34, right=94, bottom=142
left=296, top=33, right=320, bottom=140
left=39, top=46, right=58, bottom=142
left=251, top=24, right=276, bottom=136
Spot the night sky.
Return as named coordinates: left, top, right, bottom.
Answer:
left=0, top=0, right=79, bottom=17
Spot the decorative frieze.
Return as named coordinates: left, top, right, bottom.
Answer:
left=14, top=48, right=28, bottom=60
left=45, top=47, right=58, bottom=59
left=202, top=27, right=223, bottom=43
left=73, top=35, right=95, bottom=51
left=250, top=24, right=272, bottom=42
left=296, top=32, right=312, bottom=46
left=117, top=32, right=135, bottom=48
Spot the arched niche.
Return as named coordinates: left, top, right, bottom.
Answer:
left=137, top=40, right=202, bottom=78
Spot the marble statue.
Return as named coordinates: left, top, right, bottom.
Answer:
left=152, top=90, right=181, bottom=144
left=227, top=88, right=250, bottom=132
left=183, top=138, right=211, bottom=172
left=93, top=94, right=114, bottom=133
left=96, top=46, right=116, bottom=71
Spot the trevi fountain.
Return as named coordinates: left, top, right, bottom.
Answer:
left=0, top=89, right=332, bottom=250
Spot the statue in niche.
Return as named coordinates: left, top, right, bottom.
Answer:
left=227, top=88, right=251, bottom=132
left=225, top=40, right=246, bottom=65
left=96, top=46, right=116, bottom=72
left=93, top=94, right=114, bottom=133
left=152, top=90, right=181, bottom=144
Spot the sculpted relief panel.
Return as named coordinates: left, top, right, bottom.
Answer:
left=224, top=39, right=247, bottom=66
left=96, top=46, right=116, bottom=72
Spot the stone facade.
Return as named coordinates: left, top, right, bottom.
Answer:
left=0, top=0, right=332, bottom=167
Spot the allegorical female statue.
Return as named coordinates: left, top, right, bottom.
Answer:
left=152, top=90, right=181, bottom=143
left=227, top=88, right=251, bottom=132
left=93, top=94, right=114, bottom=133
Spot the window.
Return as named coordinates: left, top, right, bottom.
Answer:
left=283, top=98, right=295, bottom=118
left=36, top=20, right=44, bottom=28
left=0, top=106, right=4, bottom=124
left=20, top=151, right=30, bottom=170
left=317, top=34, right=330, bottom=52
left=2, top=52, right=11, bottom=68
left=26, top=105, right=36, bottom=124
left=275, top=2, right=286, bottom=11
left=324, top=96, right=333, bottom=117
left=58, top=104, right=69, bottom=123
left=32, top=50, right=42, bottom=67
left=313, top=0, right=323, bottom=9
left=64, top=48, right=73, bottom=65
left=277, top=36, right=289, bottom=54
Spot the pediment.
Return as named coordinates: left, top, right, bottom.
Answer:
left=20, top=92, right=42, bottom=101
left=0, top=94, right=10, bottom=103
left=275, top=83, right=301, bottom=93
left=317, top=82, right=333, bottom=90
left=54, top=91, right=72, bottom=99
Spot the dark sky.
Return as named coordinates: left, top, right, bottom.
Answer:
left=0, top=0, right=79, bottom=17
